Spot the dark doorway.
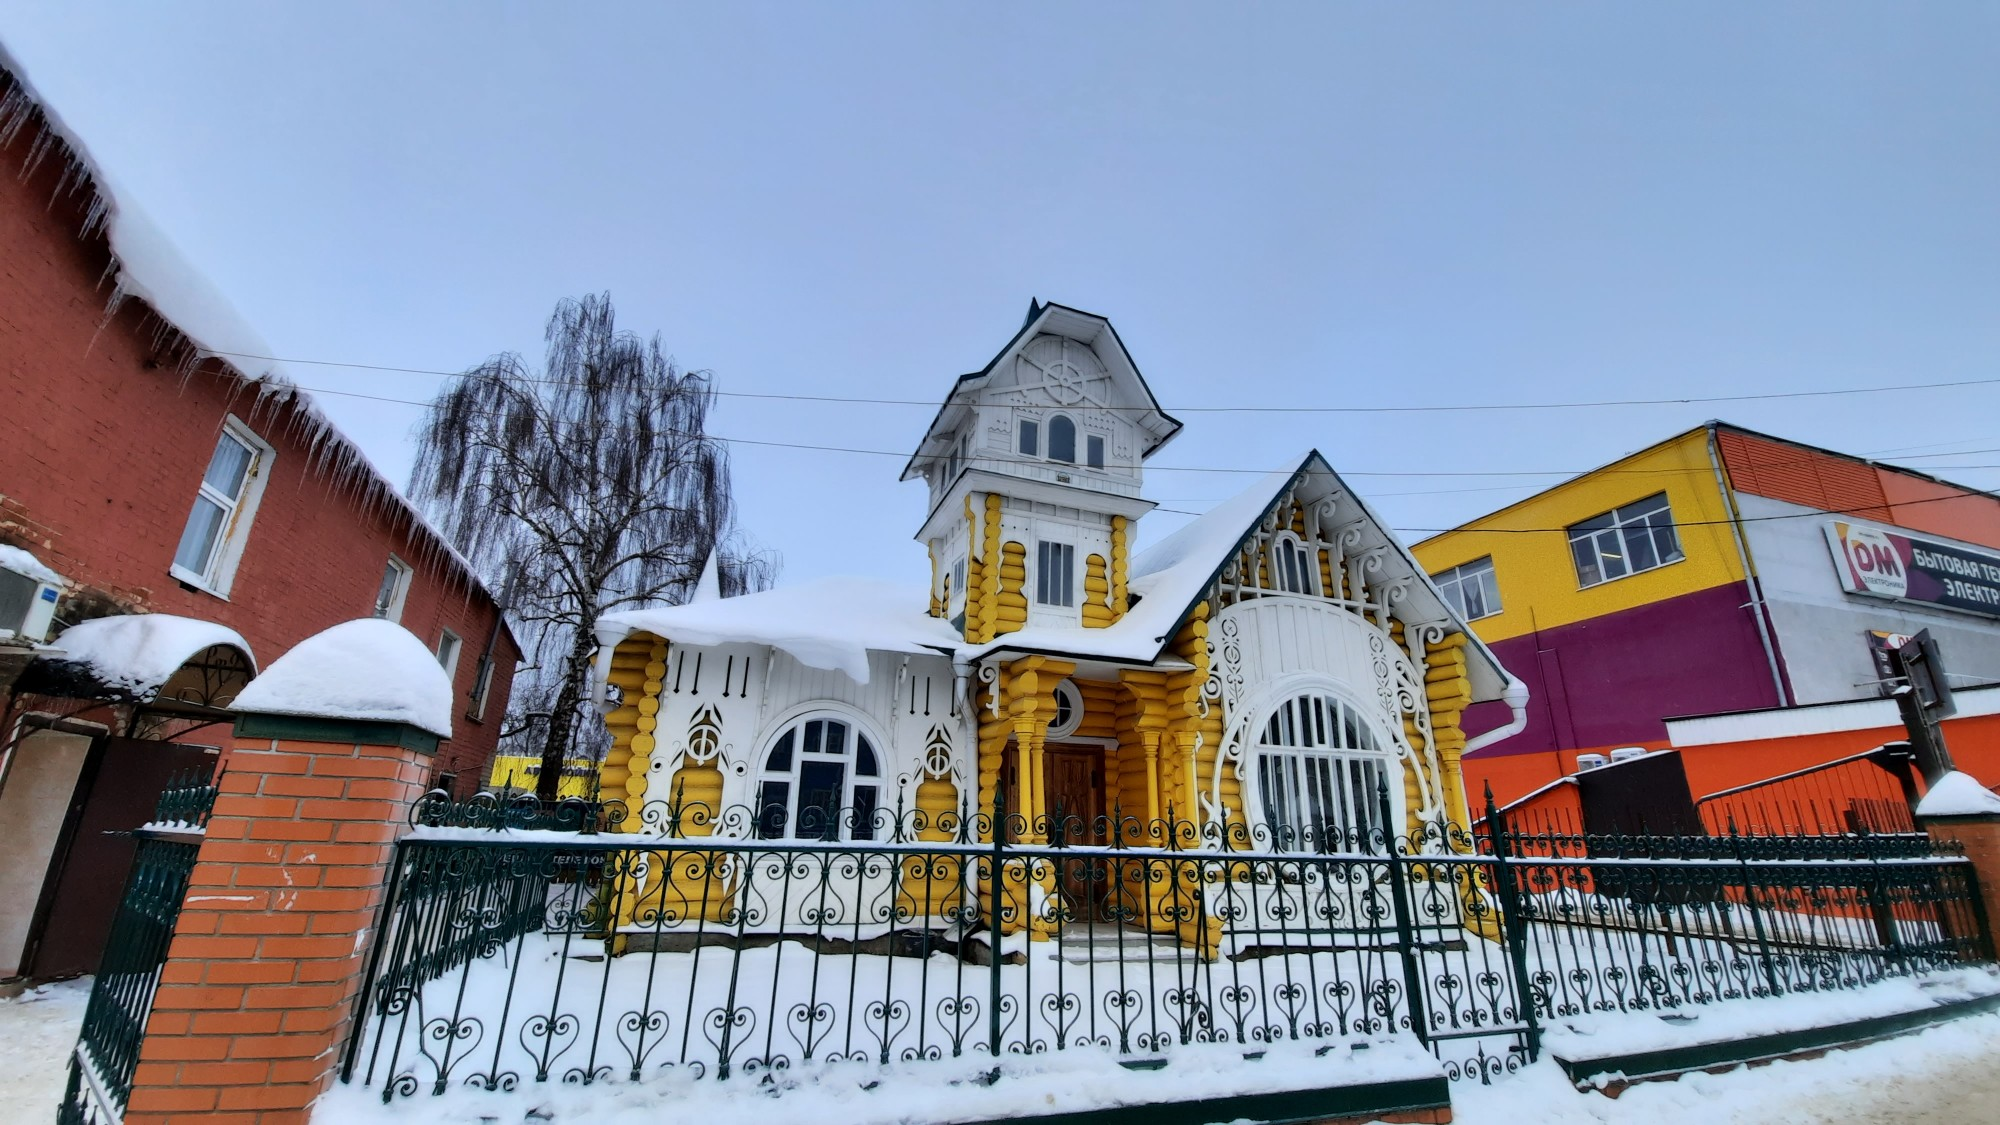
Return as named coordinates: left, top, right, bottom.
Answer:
left=1044, top=745, right=1107, bottom=923
left=19, top=737, right=218, bottom=979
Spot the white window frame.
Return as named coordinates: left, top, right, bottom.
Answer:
left=436, top=629, right=463, bottom=682
left=1046, top=414, right=1078, bottom=464
left=1248, top=689, right=1398, bottom=853
left=467, top=654, right=495, bottom=721
left=1431, top=556, right=1501, bottom=621
left=948, top=555, right=968, bottom=624
left=1568, top=493, right=1684, bottom=588
left=753, top=711, right=885, bottom=841
left=1034, top=539, right=1077, bottom=611
left=373, top=556, right=414, bottom=622
left=1271, top=533, right=1319, bottom=596
left=168, top=416, right=274, bottom=597
left=1047, top=678, right=1084, bottom=739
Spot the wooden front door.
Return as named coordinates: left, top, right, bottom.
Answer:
left=22, top=737, right=219, bottom=978
left=1044, top=745, right=1107, bottom=923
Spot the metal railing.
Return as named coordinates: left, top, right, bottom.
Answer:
left=1694, top=744, right=1922, bottom=836
left=340, top=785, right=1991, bottom=1104
left=59, top=768, right=218, bottom=1125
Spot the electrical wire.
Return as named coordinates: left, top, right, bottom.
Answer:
left=205, top=349, right=2000, bottom=418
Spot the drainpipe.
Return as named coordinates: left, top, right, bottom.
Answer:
left=1707, top=424, right=1791, bottom=708
left=1464, top=679, right=1531, bottom=755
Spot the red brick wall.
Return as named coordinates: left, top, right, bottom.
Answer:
left=127, top=728, right=432, bottom=1124
left=0, top=78, right=516, bottom=790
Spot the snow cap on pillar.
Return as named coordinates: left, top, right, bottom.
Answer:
left=233, top=618, right=454, bottom=742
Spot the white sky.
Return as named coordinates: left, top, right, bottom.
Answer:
left=5, top=4, right=1999, bottom=590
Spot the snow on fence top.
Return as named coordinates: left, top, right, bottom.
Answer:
left=1916, top=770, right=2000, bottom=818
left=43, top=613, right=252, bottom=697
left=232, top=618, right=453, bottom=737
left=0, top=46, right=487, bottom=600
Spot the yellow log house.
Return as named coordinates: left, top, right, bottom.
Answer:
left=587, top=302, right=1523, bottom=948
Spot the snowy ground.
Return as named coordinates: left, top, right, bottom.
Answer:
left=0, top=977, right=89, bottom=1122
left=6, top=975, right=2000, bottom=1124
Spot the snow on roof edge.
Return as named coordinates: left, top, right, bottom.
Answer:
left=0, top=50, right=496, bottom=609
left=46, top=613, right=253, bottom=698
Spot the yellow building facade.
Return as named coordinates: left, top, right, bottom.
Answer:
left=588, top=303, right=1521, bottom=948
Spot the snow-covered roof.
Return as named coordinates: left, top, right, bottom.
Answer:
left=0, top=49, right=492, bottom=605
left=43, top=613, right=253, bottom=699
left=0, top=543, right=62, bottom=585
left=596, top=451, right=1517, bottom=705
left=1915, top=770, right=2000, bottom=819
left=232, top=618, right=453, bottom=737
left=594, top=578, right=963, bottom=687
left=958, top=451, right=1517, bottom=704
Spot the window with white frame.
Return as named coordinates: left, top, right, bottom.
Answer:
left=170, top=420, right=273, bottom=594
left=1271, top=533, right=1319, bottom=595
left=1036, top=540, right=1076, bottom=607
left=467, top=654, right=495, bottom=721
left=1086, top=434, right=1105, bottom=470
left=754, top=714, right=882, bottom=840
left=1568, top=493, right=1682, bottom=588
left=1431, top=556, right=1500, bottom=620
left=373, top=557, right=413, bottom=622
left=1253, top=692, right=1393, bottom=852
left=436, top=629, right=463, bottom=681
left=949, top=555, right=968, bottom=626
left=1047, top=415, right=1077, bottom=463
left=1018, top=419, right=1039, bottom=457
left=1047, top=678, right=1083, bottom=738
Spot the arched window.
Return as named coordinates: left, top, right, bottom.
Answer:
left=1272, top=534, right=1318, bottom=596
left=755, top=714, right=882, bottom=840
left=1252, top=692, right=1391, bottom=851
left=1047, top=415, right=1077, bottom=463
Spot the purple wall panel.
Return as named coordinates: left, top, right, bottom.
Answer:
left=1464, top=580, right=1783, bottom=756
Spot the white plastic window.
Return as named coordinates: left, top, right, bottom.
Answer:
left=1568, top=493, right=1682, bottom=587
left=170, top=420, right=272, bottom=594
left=1432, top=556, right=1501, bottom=620
left=373, top=557, right=413, bottom=622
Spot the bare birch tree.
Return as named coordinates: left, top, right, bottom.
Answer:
left=412, top=293, right=773, bottom=799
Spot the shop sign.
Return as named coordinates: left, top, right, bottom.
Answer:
left=1825, top=521, right=2000, bottom=619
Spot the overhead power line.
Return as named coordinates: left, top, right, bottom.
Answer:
left=206, top=349, right=2000, bottom=417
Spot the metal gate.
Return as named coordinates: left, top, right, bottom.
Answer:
left=57, top=770, right=216, bottom=1125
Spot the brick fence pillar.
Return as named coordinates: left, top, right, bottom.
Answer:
left=124, top=620, right=451, bottom=1125
left=1921, top=810, right=2000, bottom=956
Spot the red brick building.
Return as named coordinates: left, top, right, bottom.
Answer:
left=0, top=56, right=519, bottom=979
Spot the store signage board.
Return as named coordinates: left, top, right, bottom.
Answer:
left=1825, top=520, right=2000, bottom=619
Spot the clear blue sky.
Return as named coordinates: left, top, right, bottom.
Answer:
left=6, top=4, right=1999, bottom=589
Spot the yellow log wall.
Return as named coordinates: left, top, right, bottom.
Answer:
left=1082, top=554, right=1112, bottom=628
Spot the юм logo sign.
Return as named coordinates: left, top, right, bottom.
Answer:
left=1833, top=522, right=1909, bottom=599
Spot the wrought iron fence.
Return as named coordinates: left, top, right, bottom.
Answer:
left=341, top=785, right=1991, bottom=1106
left=59, top=767, right=218, bottom=1125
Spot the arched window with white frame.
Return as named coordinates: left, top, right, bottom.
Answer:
left=1271, top=533, right=1319, bottom=596
left=1251, top=690, right=1394, bottom=851
left=1047, top=415, right=1077, bottom=463
left=754, top=713, right=882, bottom=840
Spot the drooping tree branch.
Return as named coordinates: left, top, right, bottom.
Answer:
left=411, top=293, right=777, bottom=798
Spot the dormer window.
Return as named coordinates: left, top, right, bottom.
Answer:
left=1048, top=416, right=1077, bottom=464
left=1273, top=533, right=1318, bottom=596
